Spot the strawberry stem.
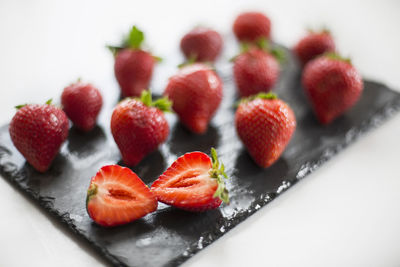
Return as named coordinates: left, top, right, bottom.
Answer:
left=209, top=148, right=229, bottom=204
left=137, top=90, right=173, bottom=113
left=46, top=99, right=53, bottom=105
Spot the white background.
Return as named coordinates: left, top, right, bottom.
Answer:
left=0, top=0, right=400, bottom=266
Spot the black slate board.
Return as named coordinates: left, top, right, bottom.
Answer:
left=0, top=48, right=400, bottom=267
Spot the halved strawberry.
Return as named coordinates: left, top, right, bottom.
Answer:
left=86, top=165, right=157, bottom=227
left=151, top=148, right=229, bottom=212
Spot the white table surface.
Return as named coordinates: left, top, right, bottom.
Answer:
left=1, top=0, right=400, bottom=266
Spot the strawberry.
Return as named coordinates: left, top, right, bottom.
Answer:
left=164, top=63, right=223, bottom=134
left=9, top=100, right=69, bottom=172
left=233, top=11, right=271, bottom=42
left=180, top=27, right=223, bottom=62
left=108, top=26, right=160, bottom=97
left=294, top=30, right=336, bottom=66
left=151, top=148, right=229, bottom=211
left=233, top=43, right=280, bottom=97
left=235, top=93, right=296, bottom=168
left=302, top=53, right=363, bottom=124
left=86, top=165, right=157, bottom=227
left=111, top=90, right=171, bottom=166
left=61, top=80, right=103, bottom=132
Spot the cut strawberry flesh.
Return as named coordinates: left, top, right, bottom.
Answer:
left=86, top=165, right=157, bottom=227
left=151, top=152, right=224, bottom=211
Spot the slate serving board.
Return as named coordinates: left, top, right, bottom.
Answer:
left=0, top=47, right=400, bottom=267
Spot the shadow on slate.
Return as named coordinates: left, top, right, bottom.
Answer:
left=1, top=46, right=400, bottom=267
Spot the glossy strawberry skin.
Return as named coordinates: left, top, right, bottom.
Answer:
left=234, top=48, right=280, bottom=97
left=86, top=165, right=157, bottom=227
left=164, top=64, right=223, bottom=134
left=9, top=104, right=69, bottom=172
left=302, top=56, right=363, bottom=124
left=233, top=12, right=271, bottom=42
left=294, top=32, right=335, bottom=66
left=114, top=49, right=155, bottom=97
left=151, top=151, right=222, bottom=212
left=61, top=82, right=103, bottom=132
left=111, top=99, right=169, bottom=166
left=180, top=27, right=223, bottom=62
left=235, top=98, right=296, bottom=168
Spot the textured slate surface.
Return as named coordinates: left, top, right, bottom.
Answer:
left=0, top=48, right=400, bottom=267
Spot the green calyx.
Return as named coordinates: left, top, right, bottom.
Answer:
left=324, top=52, right=351, bottom=64
left=178, top=54, right=197, bottom=68
left=107, top=25, right=163, bottom=60
left=236, top=92, right=278, bottom=107
left=209, top=148, right=229, bottom=204
left=107, top=25, right=144, bottom=56
left=86, top=183, right=98, bottom=204
left=232, top=37, right=286, bottom=63
left=15, top=98, right=52, bottom=109
left=136, top=90, right=172, bottom=112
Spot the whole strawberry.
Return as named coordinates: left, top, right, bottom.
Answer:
left=233, top=46, right=280, bottom=97
left=9, top=100, right=69, bottom=172
left=109, top=26, right=159, bottom=97
left=294, top=30, right=335, bottom=66
left=302, top=53, right=363, bottom=124
left=111, top=90, right=171, bottom=166
left=164, top=63, right=223, bottom=134
left=233, top=11, right=271, bottom=42
left=61, top=80, right=103, bottom=132
left=151, top=148, right=229, bottom=211
left=180, top=27, right=223, bottom=62
left=235, top=93, right=296, bottom=168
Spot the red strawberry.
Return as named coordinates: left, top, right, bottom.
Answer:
left=233, top=12, right=271, bottom=42
left=86, top=165, right=157, bottom=227
left=302, top=53, right=363, bottom=124
left=235, top=93, right=296, bottom=168
left=109, top=26, right=159, bottom=97
left=111, top=90, right=171, bottom=166
left=151, top=148, right=229, bottom=211
left=164, top=63, right=223, bottom=134
left=61, top=80, right=103, bottom=132
left=9, top=100, right=69, bottom=172
left=180, top=27, right=223, bottom=62
left=233, top=47, right=280, bottom=97
left=294, top=30, right=336, bottom=66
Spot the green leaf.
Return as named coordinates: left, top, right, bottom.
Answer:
left=45, top=99, right=53, bottom=105
left=107, top=45, right=124, bottom=56
left=208, top=147, right=230, bottom=204
left=153, top=55, right=163, bottom=63
left=325, top=52, right=352, bottom=64
left=178, top=54, right=197, bottom=68
left=255, top=37, right=270, bottom=51
left=15, top=104, right=27, bottom=109
left=270, top=47, right=286, bottom=63
left=136, top=89, right=173, bottom=113
left=236, top=92, right=278, bottom=107
left=124, top=26, right=144, bottom=49
left=139, top=90, right=152, bottom=106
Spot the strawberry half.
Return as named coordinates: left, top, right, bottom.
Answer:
left=151, top=148, right=229, bottom=212
left=86, top=165, right=157, bottom=227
